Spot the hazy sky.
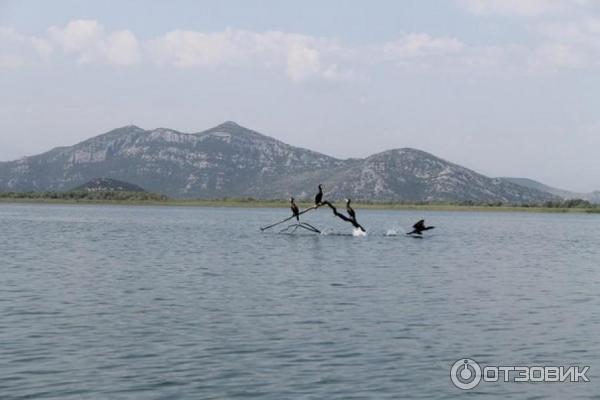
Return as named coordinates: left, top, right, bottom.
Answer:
left=1, top=0, right=599, bottom=192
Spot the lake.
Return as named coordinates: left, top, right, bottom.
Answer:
left=1, top=203, right=599, bottom=399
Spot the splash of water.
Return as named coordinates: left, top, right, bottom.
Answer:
left=385, top=229, right=398, bottom=236
left=353, top=228, right=367, bottom=237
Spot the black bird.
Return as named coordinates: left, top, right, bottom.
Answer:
left=290, top=197, right=300, bottom=221
left=408, top=219, right=435, bottom=235
left=345, top=198, right=356, bottom=220
left=315, top=184, right=323, bottom=206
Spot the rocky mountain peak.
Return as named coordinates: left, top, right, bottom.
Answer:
left=0, top=123, right=560, bottom=203
left=198, top=121, right=271, bottom=140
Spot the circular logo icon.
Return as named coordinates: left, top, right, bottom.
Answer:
left=450, top=358, right=482, bottom=390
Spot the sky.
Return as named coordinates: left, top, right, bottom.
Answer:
left=1, top=0, right=599, bottom=192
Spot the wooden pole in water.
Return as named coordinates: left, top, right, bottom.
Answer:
left=260, top=205, right=320, bottom=231
left=260, top=200, right=366, bottom=233
left=323, top=201, right=366, bottom=232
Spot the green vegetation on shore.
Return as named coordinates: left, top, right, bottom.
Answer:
left=1, top=191, right=599, bottom=213
left=0, top=190, right=168, bottom=202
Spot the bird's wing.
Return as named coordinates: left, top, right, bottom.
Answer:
left=413, top=220, right=425, bottom=230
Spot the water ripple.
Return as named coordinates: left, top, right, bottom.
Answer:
left=1, top=204, right=599, bottom=399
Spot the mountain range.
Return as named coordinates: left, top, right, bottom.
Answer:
left=500, top=177, right=600, bottom=204
left=0, top=121, right=581, bottom=203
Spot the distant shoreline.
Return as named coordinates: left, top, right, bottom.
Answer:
left=1, top=197, right=599, bottom=214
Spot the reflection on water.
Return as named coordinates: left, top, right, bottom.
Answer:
left=1, top=203, right=599, bottom=399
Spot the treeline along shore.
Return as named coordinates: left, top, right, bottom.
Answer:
left=1, top=191, right=599, bottom=213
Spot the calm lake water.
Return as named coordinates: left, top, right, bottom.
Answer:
left=1, top=203, right=599, bottom=399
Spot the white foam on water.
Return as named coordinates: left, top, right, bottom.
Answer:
left=353, top=228, right=367, bottom=237
left=385, top=229, right=398, bottom=236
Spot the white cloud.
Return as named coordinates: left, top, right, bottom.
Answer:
left=48, top=19, right=140, bottom=66
left=457, top=0, right=591, bottom=17
left=527, top=16, right=600, bottom=70
left=104, top=31, right=140, bottom=66
left=534, top=16, right=600, bottom=44
left=4, top=17, right=600, bottom=77
left=146, top=28, right=352, bottom=82
left=381, top=33, right=464, bottom=61
left=146, top=30, right=241, bottom=67
left=48, top=19, right=102, bottom=55
left=453, top=0, right=600, bottom=73
left=356, top=33, right=467, bottom=74
left=0, top=27, right=53, bottom=68
left=3, top=21, right=354, bottom=80
left=285, top=41, right=320, bottom=81
left=531, top=43, right=585, bottom=69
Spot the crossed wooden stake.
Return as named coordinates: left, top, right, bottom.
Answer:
left=260, top=201, right=366, bottom=233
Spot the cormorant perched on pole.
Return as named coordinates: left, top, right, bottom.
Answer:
left=290, top=197, right=300, bottom=221
left=345, top=198, right=356, bottom=220
left=315, top=184, right=324, bottom=206
left=407, top=219, right=435, bottom=235
left=323, top=200, right=366, bottom=232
